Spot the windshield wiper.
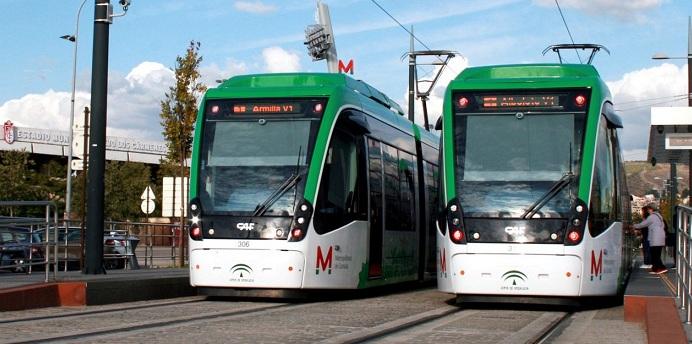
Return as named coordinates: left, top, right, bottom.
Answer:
left=252, top=171, right=303, bottom=217
left=521, top=172, right=574, bottom=219
left=252, top=146, right=305, bottom=217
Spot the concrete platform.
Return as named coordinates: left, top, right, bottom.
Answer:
left=624, top=261, right=688, bottom=344
left=0, top=268, right=194, bottom=311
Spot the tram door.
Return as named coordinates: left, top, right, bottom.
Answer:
left=367, top=139, right=383, bottom=277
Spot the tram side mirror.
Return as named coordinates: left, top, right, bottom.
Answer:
left=434, top=117, right=442, bottom=130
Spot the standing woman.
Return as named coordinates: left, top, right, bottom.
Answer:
left=633, top=205, right=668, bottom=274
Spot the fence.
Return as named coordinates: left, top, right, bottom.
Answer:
left=54, top=220, right=189, bottom=271
left=0, top=201, right=58, bottom=282
left=1, top=202, right=188, bottom=280
left=676, top=205, right=692, bottom=323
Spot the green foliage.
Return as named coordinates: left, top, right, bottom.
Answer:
left=0, top=150, right=52, bottom=216
left=69, top=161, right=152, bottom=221
left=159, top=40, right=207, bottom=170
left=103, top=161, right=152, bottom=221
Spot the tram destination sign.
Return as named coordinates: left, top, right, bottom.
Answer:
left=232, top=102, right=303, bottom=114
left=207, top=101, right=305, bottom=116
left=480, top=95, right=560, bottom=109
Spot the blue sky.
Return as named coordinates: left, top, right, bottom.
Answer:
left=0, top=0, right=691, bottom=159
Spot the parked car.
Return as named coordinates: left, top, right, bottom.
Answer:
left=44, top=227, right=138, bottom=270
left=0, top=227, right=45, bottom=272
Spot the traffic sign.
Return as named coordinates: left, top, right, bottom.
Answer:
left=141, top=199, right=155, bottom=215
left=141, top=186, right=155, bottom=215
left=71, top=159, right=87, bottom=171
left=141, top=186, right=155, bottom=200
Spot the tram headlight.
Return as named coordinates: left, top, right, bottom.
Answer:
left=289, top=199, right=313, bottom=242
left=446, top=199, right=467, bottom=244
left=189, top=198, right=202, bottom=217
left=565, top=199, right=588, bottom=246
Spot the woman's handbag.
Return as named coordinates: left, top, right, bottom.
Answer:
left=666, top=231, right=676, bottom=246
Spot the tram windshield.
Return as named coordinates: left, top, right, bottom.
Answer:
left=198, top=99, right=323, bottom=216
left=454, top=113, right=586, bottom=218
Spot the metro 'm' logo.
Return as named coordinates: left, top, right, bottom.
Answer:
left=338, top=59, right=354, bottom=75
left=590, top=249, right=603, bottom=281
left=316, top=245, right=333, bottom=275
left=439, top=247, right=447, bottom=275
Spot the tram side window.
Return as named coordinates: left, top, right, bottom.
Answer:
left=436, top=142, right=446, bottom=234
left=615, top=131, right=631, bottom=223
left=314, top=130, right=367, bottom=234
left=589, top=116, right=617, bottom=237
left=424, top=161, right=440, bottom=235
left=383, top=144, right=417, bottom=231
left=383, top=145, right=401, bottom=230
left=399, top=151, right=417, bottom=230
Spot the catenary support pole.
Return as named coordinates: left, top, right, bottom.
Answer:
left=84, top=0, right=110, bottom=274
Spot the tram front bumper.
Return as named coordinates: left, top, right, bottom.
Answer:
left=451, top=253, right=583, bottom=296
left=190, top=248, right=305, bottom=289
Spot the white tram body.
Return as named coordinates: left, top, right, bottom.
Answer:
left=188, top=73, right=440, bottom=293
left=436, top=63, right=635, bottom=300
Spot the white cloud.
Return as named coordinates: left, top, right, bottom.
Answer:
left=233, top=1, right=277, bottom=14
left=533, top=0, right=664, bottom=21
left=0, top=61, right=175, bottom=142
left=403, top=56, right=470, bottom=128
left=607, top=63, right=688, bottom=160
left=200, top=59, right=248, bottom=87
left=262, top=47, right=301, bottom=73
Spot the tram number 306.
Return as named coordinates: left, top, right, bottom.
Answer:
left=237, top=241, right=250, bottom=248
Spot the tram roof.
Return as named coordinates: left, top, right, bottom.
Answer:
left=212, top=73, right=405, bottom=115
left=450, top=63, right=603, bottom=88
left=208, top=73, right=438, bottom=144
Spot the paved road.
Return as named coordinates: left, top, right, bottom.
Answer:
left=0, top=288, right=645, bottom=344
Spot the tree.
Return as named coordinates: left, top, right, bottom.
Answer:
left=71, top=162, right=152, bottom=221
left=0, top=150, right=50, bottom=216
left=160, top=40, right=206, bottom=167
left=103, top=161, right=152, bottom=221
left=159, top=40, right=206, bottom=266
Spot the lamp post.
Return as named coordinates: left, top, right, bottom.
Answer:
left=62, top=0, right=88, bottom=222
left=652, top=16, right=692, bottom=207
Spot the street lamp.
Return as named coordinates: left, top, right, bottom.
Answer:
left=61, top=0, right=88, bottom=222
left=651, top=16, right=692, bottom=208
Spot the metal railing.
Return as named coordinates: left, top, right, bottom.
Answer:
left=1, top=206, right=188, bottom=282
left=675, top=205, right=692, bottom=323
left=0, top=201, right=59, bottom=282
left=52, top=220, right=188, bottom=271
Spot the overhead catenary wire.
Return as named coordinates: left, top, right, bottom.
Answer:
left=369, top=0, right=459, bottom=75
left=554, top=0, right=582, bottom=64
left=614, top=93, right=689, bottom=105
left=615, top=95, right=689, bottom=112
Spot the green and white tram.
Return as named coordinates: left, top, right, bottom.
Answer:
left=436, top=60, right=636, bottom=301
left=188, top=73, right=440, bottom=294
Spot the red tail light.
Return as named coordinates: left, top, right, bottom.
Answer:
left=567, top=230, right=581, bottom=243
left=291, top=228, right=303, bottom=240
left=190, top=224, right=202, bottom=241
left=446, top=200, right=467, bottom=244
left=565, top=199, right=587, bottom=246
left=574, top=94, right=587, bottom=107
left=289, top=200, right=312, bottom=242
left=458, top=97, right=470, bottom=108
left=451, top=229, right=464, bottom=243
